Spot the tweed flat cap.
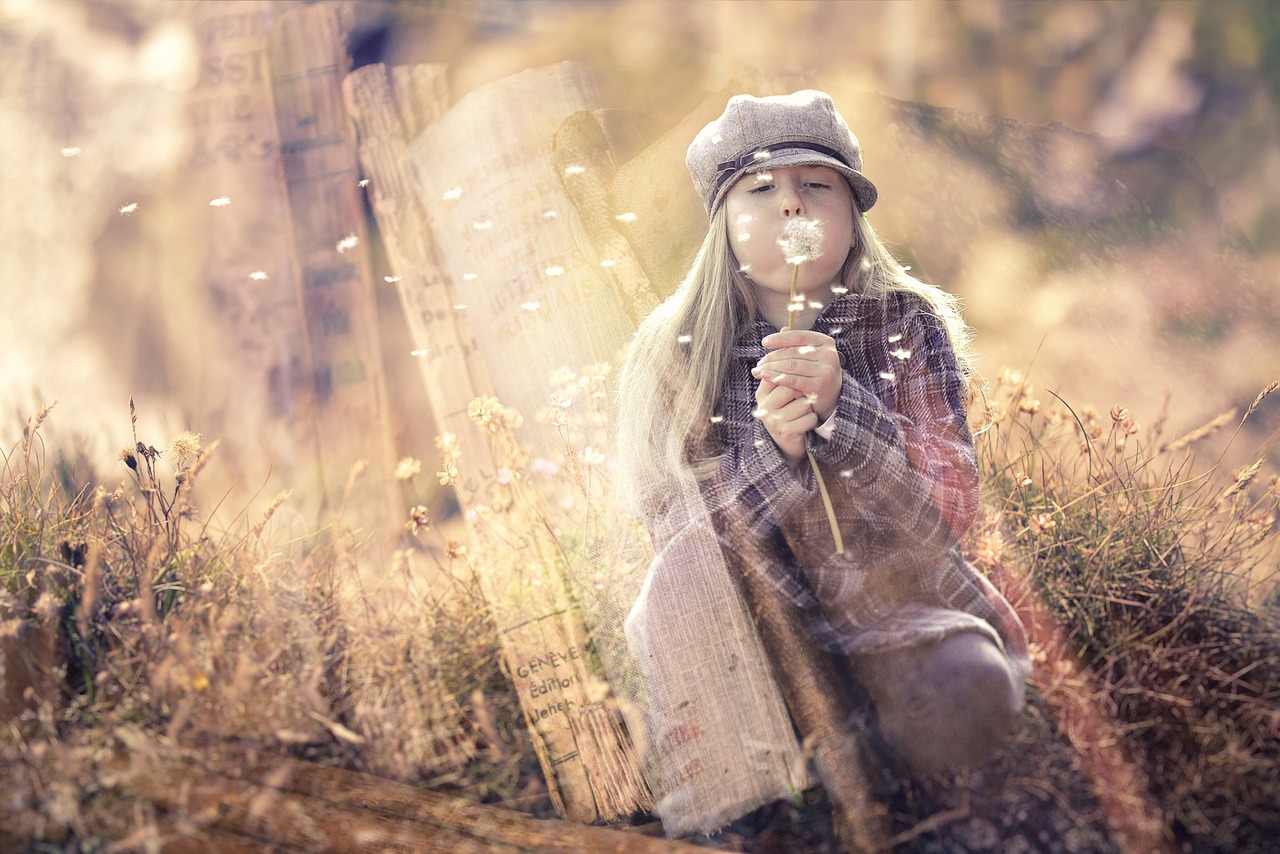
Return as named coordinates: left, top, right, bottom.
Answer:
left=687, top=90, right=878, bottom=216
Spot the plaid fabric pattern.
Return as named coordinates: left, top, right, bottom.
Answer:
left=701, top=290, right=1029, bottom=679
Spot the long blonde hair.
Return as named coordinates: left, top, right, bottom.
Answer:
left=614, top=203, right=974, bottom=510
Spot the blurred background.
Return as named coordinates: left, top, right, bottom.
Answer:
left=3, top=0, right=1278, bottom=533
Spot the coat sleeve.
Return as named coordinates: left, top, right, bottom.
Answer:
left=805, top=296, right=978, bottom=562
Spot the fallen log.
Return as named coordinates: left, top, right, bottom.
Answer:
left=106, top=746, right=695, bottom=853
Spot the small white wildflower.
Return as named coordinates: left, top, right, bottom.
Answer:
left=210, top=196, right=231, bottom=207
left=442, top=186, right=463, bottom=200
left=395, top=457, right=421, bottom=481
left=335, top=234, right=358, bottom=253
left=779, top=217, right=824, bottom=265
left=119, top=202, right=138, bottom=215
left=249, top=271, right=268, bottom=281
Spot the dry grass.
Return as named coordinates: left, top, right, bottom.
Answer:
left=2, top=370, right=1278, bottom=850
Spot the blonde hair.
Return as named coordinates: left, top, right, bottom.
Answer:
left=615, top=201, right=975, bottom=510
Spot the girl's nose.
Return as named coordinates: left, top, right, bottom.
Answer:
left=779, top=182, right=803, bottom=217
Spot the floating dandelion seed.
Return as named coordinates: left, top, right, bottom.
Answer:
left=600, top=259, right=616, bottom=268
left=384, top=275, right=401, bottom=283
left=473, top=220, right=493, bottom=230
left=900, top=265, right=912, bottom=272
left=754, top=439, right=765, bottom=447
left=739, top=264, right=752, bottom=273
left=709, top=415, right=725, bottom=424
left=677, top=334, right=692, bottom=343
left=831, top=286, right=848, bottom=295
left=521, top=301, right=541, bottom=311
left=411, top=348, right=430, bottom=357
left=615, top=212, right=637, bottom=223
left=888, top=333, right=903, bottom=342
left=751, top=406, right=768, bottom=419
left=542, top=209, right=557, bottom=219
left=798, top=345, right=817, bottom=355
left=879, top=371, right=896, bottom=382
left=453, top=303, right=468, bottom=310
left=807, top=300, right=824, bottom=310
left=753, top=150, right=772, bottom=161
left=61, top=146, right=80, bottom=157
left=736, top=214, right=753, bottom=224
left=118, top=202, right=138, bottom=215
left=738, top=233, right=752, bottom=242
left=358, top=178, right=370, bottom=188
left=564, top=165, right=586, bottom=176
left=890, top=347, right=912, bottom=360
left=860, top=257, right=872, bottom=270
left=210, top=197, right=231, bottom=207
left=461, top=272, right=478, bottom=281
left=830, top=326, right=844, bottom=334
left=544, top=265, right=565, bottom=276
left=754, top=171, right=772, bottom=182
left=336, top=234, right=359, bottom=253
left=442, top=186, right=463, bottom=201
left=779, top=217, right=824, bottom=265
left=248, top=271, right=269, bottom=281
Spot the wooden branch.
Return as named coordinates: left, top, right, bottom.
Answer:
left=106, top=746, right=696, bottom=853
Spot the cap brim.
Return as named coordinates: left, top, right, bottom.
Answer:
left=740, top=148, right=878, bottom=213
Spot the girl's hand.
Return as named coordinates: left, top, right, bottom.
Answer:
left=752, top=329, right=842, bottom=424
left=755, top=377, right=818, bottom=468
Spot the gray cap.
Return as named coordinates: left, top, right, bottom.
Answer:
left=686, top=90, right=878, bottom=216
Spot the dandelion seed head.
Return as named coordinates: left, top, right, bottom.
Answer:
left=615, top=212, right=637, bottom=223
left=168, top=431, right=202, bottom=471
left=118, top=202, right=138, bottom=215
left=249, top=271, right=269, bottom=281
left=336, top=234, right=359, bottom=253
left=442, top=186, right=463, bottom=201
left=779, top=217, right=824, bottom=265
left=210, top=196, right=231, bottom=207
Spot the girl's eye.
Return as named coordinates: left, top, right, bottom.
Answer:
left=804, top=182, right=831, bottom=190
left=749, top=184, right=774, bottom=194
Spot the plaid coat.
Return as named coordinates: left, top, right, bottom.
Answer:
left=701, top=289, right=1029, bottom=678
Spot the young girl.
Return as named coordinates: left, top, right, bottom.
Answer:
left=612, top=90, right=1030, bottom=832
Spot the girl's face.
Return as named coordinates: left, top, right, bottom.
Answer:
left=724, top=164, right=857, bottom=305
